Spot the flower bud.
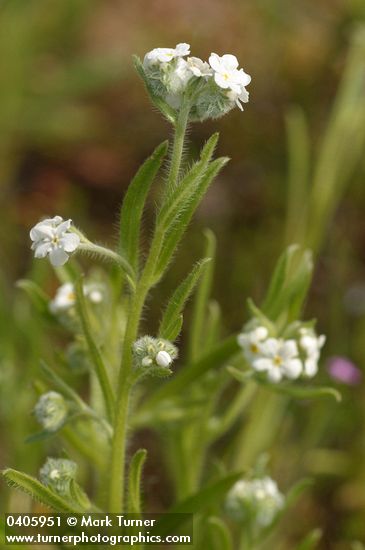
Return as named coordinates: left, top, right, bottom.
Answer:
left=39, top=457, right=77, bottom=496
left=133, top=336, right=178, bottom=376
left=225, top=477, right=284, bottom=528
left=34, top=392, right=68, bottom=432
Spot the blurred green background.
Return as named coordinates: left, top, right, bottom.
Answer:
left=1, top=0, right=365, bottom=548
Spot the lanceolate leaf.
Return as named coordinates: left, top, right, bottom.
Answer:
left=189, top=230, right=217, bottom=361
left=16, top=280, right=53, bottom=320
left=119, top=140, right=168, bottom=271
left=159, top=259, right=211, bottom=340
left=2, top=469, right=82, bottom=513
left=295, top=529, right=322, bottom=550
left=269, top=383, right=341, bottom=402
left=127, top=449, right=147, bottom=514
left=153, top=157, right=229, bottom=281
left=206, top=517, right=233, bottom=550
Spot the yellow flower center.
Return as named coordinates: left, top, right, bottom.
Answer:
left=250, top=344, right=259, bottom=354
left=273, top=356, right=282, bottom=366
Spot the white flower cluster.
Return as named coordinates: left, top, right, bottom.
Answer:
left=133, top=336, right=178, bottom=375
left=237, top=324, right=326, bottom=383
left=142, top=43, right=251, bottom=120
left=34, top=391, right=68, bottom=432
left=226, top=476, right=284, bottom=527
left=49, top=282, right=104, bottom=314
left=30, top=216, right=80, bottom=267
left=39, top=457, right=77, bottom=496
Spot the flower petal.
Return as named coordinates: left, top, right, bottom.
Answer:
left=59, top=233, right=80, bottom=252
left=33, top=242, right=52, bottom=258
left=49, top=248, right=69, bottom=267
left=283, top=358, right=302, bottom=379
left=221, top=54, right=239, bottom=70
left=209, top=53, right=221, bottom=72
left=55, top=219, right=72, bottom=236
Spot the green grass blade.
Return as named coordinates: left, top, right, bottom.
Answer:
left=119, top=140, right=168, bottom=272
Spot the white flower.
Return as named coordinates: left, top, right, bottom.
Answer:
left=253, top=338, right=302, bottom=383
left=227, top=88, right=250, bottom=111
left=186, top=57, right=213, bottom=78
left=169, top=58, right=192, bottom=92
left=237, top=326, right=269, bottom=362
left=34, top=392, right=67, bottom=432
left=49, top=283, right=76, bottom=313
left=156, top=350, right=172, bottom=368
left=209, top=53, right=251, bottom=94
left=30, top=216, right=80, bottom=267
left=49, top=282, right=104, bottom=314
left=144, top=43, right=190, bottom=66
left=300, top=328, right=326, bottom=377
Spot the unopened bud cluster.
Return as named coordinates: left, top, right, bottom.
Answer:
left=34, top=391, right=68, bottom=432
left=141, top=43, right=251, bottom=120
left=237, top=320, right=326, bottom=384
left=225, top=476, right=284, bottom=528
left=133, top=336, right=178, bottom=377
left=39, top=457, right=77, bottom=496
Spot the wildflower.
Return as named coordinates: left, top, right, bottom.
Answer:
left=237, top=325, right=269, bottom=363
left=299, top=328, right=326, bottom=377
left=186, top=57, right=213, bottom=78
left=143, top=43, right=190, bottom=66
left=133, top=336, right=178, bottom=375
left=39, top=458, right=77, bottom=496
left=327, top=356, right=362, bottom=385
left=34, top=392, right=68, bottom=432
left=49, top=282, right=104, bottom=314
left=253, top=338, right=302, bottom=383
left=226, top=476, right=284, bottom=527
left=209, top=53, right=251, bottom=92
left=30, top=216, right=80, bottom=267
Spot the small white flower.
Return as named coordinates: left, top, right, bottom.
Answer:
left=300, top=328, right=326, bottom=377
left=49, top=283, right=76, bottom=313
left=49, top=282, right=104, bottom=314
left=209, top=53, right=251, bottom=94
left=144, top=43, right=190, bottom=66
left=253, top=338, right=302, bottom=383
left=227, top=88, right=250, bottom=111
left=186, top=57, right=213, bottom=78
left=30, top=216, right=80, bottom=267
left=156, top=350, right=172, bottom=368
left=237, top=326, right=269, bottom=362
left=34, top=391, right=68, bottom=432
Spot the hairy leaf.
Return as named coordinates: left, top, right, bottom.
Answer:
left=127, top=449, right=147, bottom=514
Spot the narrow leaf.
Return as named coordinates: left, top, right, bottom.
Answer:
left=226, top=366, right=254, bottom=384
left=261, top=245, right=299, bottom=315
left=153, top=157, right=229, bottom=281
left=189, top=230, right=216, bottom=361
left=16, top=280, right=52, bottom=320
left=247, top=299, right=276, bottom=334
left=119, top=141, right=168, bottom=271
left=269, top=383, right=341, bottom=402
left=159, top=259, right=211, bottom=340
left=127, top=449, right=147, bottom=514
left=2, top=469, right=82, bottom=513
left=75, top=278, right=115, bottom=421
left=295, top=529, right=322, bottom=550
left=207, top=517, right=233, bottom=550
left=69, top=479, right=91, bottom=511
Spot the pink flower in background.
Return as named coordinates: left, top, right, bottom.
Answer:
left=327, top=356, right=362, bottom=385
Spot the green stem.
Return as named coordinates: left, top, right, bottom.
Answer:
left=77, top=241, right=136, bottom=288
left=107, top=102, right=191, bottom=512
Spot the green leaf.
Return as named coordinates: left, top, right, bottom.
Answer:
left=188, top=230, right=217, bottom=361
left=155, top=472, right=242, bottom=536
left=127, top=449, right=147, bottom=514
left=206, top=517, right=233, bottom=550
left=16, top=279, right=53, bottom=320
left=119, top=141, right=168, bottom=271
left=269, top=383, right=341, bottom=402
left=74, top=278, right=115, bottom=422
left=285, top=478, right=313, bottom=508
left=295, top=529, right=322, bottom=550
left=226, top=366, right=254, bottom=384
left=69, top=479, right=91, bottom=511
left=133, top=56, right=177, bottom=124
left=159, top=259, right=211, bottom=340
left=2, top=469, right=82, bottom=513
left=261, top=245, right=299, bottom=315
left=153, top=157, right=229, bottom=281
left=247, top=298, right=276, bottom=334
left=158, top=133, right=219, bottom=230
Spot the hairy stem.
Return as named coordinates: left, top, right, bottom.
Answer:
left=107, top=103, right=190, bottom=512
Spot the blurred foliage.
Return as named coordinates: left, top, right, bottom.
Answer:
left=1, top=0, right=365, bottom=548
